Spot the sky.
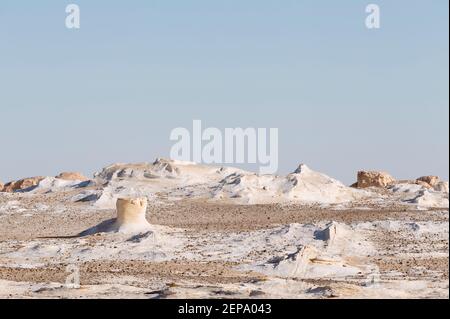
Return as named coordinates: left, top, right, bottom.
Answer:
left=0, top=0, right=448, bottom=184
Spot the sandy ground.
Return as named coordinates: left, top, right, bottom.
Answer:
left=0, top=192, right=445, bottom=238
left=0, top=192, right=448, bottom=299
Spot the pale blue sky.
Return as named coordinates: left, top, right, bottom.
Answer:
left=0, top=0, right=448, bottom=184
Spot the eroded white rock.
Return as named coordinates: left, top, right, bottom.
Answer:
left=80, top=197, right=152, bottom=235
left=114, top=197, right=151, bottom=233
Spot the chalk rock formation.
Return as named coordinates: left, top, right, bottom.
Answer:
left=394, top=177, right=448, bottom=193
left=213, top=163, right=368, bottom=204
left=434, top=181, right=449, bottom=193
left=397, top=176, right=449, bottom=193
left=286, top=164, right=366, bottom=203
left=114, top=197, right=151, bottom=233
left=415, top=176, right=448, bottom=193
left=1, top=177, right=45, bottom=192
left=56, top=172, right=89, bottom=181
left=322, top=222, right=339, bottom=244
left=80, top=197, right=151, bottom=235
left=408, top=190, right=449, bottom=208
left=414, top=180, right=433, bottom=189
left=0, top=181, right=3, bottom=192
left=94, top=159, right=184, bottom=183
left=356, top=171, right=395, bottom=188
left=416, top=176, right=440, bottom=187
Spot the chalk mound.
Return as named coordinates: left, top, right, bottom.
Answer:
left=1, top=174, right=92, bottom=194
left=80, top=197, right=152, bottom=235
left=213, top=173, right=287, bottom=204
left=285, top=164, right=366, bottom=204
left=212, top=164, right=367, bottom=205
left=407, top=190, right=449, bottom=209
left=59, top=159, right=447, bottom=208
left=389, top=183, right=449, bottom=209
left=28, top=177, right=91, bottom=193
left=250, top=222, right=374, bottom=279
left=88, top=159, right=249, bottom=207
left=94, top=158, right=244, bottom=185
left=268, top=245, right=320, bottom=278
left=94, top=159, right=203, bottom=182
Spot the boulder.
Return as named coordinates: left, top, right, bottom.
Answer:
left=356, top=171, right=395, bottom=188
left=416, top=176, right=440, bottom=187
left=1, top=177, right=45, bottom=192
left=415, top=180, right=433, bottom=189
left=56, top=172, right=89, bottom=181
left=394, top=178, right=447, bottom=191
left=434, top=181, right=449, bottom=193
left=0, top=181, right=4, bottom=192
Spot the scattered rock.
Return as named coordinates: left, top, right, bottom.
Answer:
left=356, top=171, right=395, bottom=188
left=395, top=179, right=433, bottom=189
left=434, top=181, right=449, bottom=193
left=249, top=290, right=265, bottom=297
left=395, top=178, right=448, bottom=192
left=414, top=180, right=433, bottom=189
left=55, top=172, right=89, bottom=181
left=306, top=286, right=336, bottom=298
left=1, top=177, right=45, bottom=193
left=152, top=158, right=180, bottom=175
left=416, top=176, right=440, bottom=187
left=407, top=189, right=449, bottom=208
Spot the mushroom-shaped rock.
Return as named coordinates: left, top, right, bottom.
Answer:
left=114, top=197, right=151, bottom=233
left=79, top=197, right=151, bottom=235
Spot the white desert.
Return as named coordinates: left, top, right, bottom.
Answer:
left=0, top=159, right=448, bottom=299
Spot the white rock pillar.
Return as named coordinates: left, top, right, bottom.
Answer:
left=113, top=197, right=151, bottom=233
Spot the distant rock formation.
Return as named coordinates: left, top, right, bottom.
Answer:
left=413, top=180, right=433, bottom=189
left=356, top=171, right=395, bottom=188
left=354, top=171, right=448, bottom=194
left=0, top=181, right=3, bottom=191
left=213, top=164, right=366, bottom=204
left=1, top=177, right=45, bottom=193
left=433, top=181, right=449, bottom=193
left=388, top=176, right=448, bottom=193
left=56, top=172, right=89, bottom=181
left=93, top=159, right=183, bottom=183
left=416, top=176, right=440, bottom=187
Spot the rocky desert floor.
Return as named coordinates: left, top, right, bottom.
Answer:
left=0, top=160, right=448, bottom=299
left=0, top=194, right=448, bottom=299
